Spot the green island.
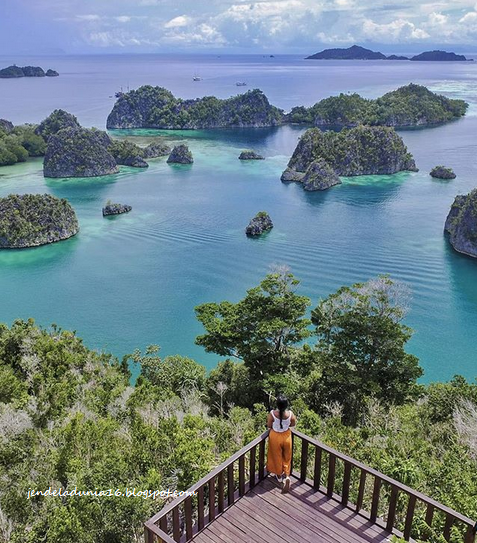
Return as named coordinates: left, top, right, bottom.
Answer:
left=287, top=84, right=468, bottom=127
left=282, top=125, right=417, bottom=188
left=1, top=271, right=475, bottom=542
left=0, top=110, right=171, bottom=174
left=106, top=86, right=284, bottom=129
left=445, top=189, right=477, bottom=258
left=0, top=65, right=59, bottom=78
left=0, top=194, right=78, bottom=248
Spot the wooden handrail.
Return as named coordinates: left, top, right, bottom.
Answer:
left=145, top=430, right=270, bottom=542
left=291, top=429, right=476, bottom=542
left=145, top=428, right=475, bottom=543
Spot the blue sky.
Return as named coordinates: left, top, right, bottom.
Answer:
left=2, top=0, right=477, bottom=54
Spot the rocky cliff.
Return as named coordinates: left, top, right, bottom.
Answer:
left=283, top=126, right=417, bottom=186
left=43, top=127, right=119, bottom=178
left=245, top=212, right=273, bottom=236
left=167, top=144, right=193, bottom=164
left=106, top=86, right=284, bottom=129
left=0, top=194, right=78, bottom=248
left=445, top=191, right=477, bottom=258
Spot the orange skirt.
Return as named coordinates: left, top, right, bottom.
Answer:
left=266, top=429, right=292, bottom=477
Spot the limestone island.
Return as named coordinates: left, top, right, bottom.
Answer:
left=0, top=194, right=78, bottom=248
left=430, top=166, right=456, bottom=179
left=445, top=190, right=477, bottom=258
left=287, top=84, right=468, bottom=128
left=410, top=51, right=468, bottom=61
left=282, top=126, right=417, bottom=190
left=245, top=212, right=273, bottom=236
left=102, top=202, right=132, bottom=216
left=44, top=127, right=119, bottom=178
left=0, top=65, right=59, bottom=78
left=167, top=144, right=193, bottom=164
left=386, top=55, right=409, bottom=60
left=306, top=45, right=387, bottom=60
left=239, top=150, right=264, bottom=160
left=106, top=86, right=283, bottom=130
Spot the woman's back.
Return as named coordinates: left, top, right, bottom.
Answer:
left=270, top=409, right=292, bottom=432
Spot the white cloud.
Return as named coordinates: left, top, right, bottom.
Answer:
left=76, top=14, right=101, bottom=21
left=115, top=16, right=132, bottom=23
left=164, top=15, right=192, bottom=28
left=427, top=12, right=448, bottom=26
left=361, top=18, right=430, bottom=41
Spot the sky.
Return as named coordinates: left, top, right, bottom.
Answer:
left=2, top=0, right=477, bottom=54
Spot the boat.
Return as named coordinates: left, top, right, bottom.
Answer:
left=236, top=82, right=247, bottom=86
left=193, top=75, right=202, bottom=81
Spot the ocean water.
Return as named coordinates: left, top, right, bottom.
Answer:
left=0, top=54, right=477, bottom=382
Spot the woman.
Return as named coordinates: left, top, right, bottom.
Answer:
left=266, top=393, right=296, bottom=493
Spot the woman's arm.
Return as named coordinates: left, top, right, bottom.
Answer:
left=267, top=412, right=273, bottom=429
left=290, top=413, right=297, bottom=427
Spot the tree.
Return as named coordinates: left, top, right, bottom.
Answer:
left=195, top=269, right=311, bottom=399
left=310, top=276, right=422, bottom=421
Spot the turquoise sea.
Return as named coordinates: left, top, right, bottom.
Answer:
left=1, top=54, right=477, bottom=381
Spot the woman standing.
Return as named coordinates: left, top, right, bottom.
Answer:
left=266, top=393, right=296, bottom=493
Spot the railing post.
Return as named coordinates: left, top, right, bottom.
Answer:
left=300, top=439, right=309, bottom=481
left=217, top=470, right=225, bottom=513
left=403, top=494, right=416, bottom=541
left=144, top=525, right=154, bottom=543
left=238, top=455, right=245, bottom=496
left=258, top=437, right=266, bottom=480
left=313, top=446, right=322, bottom=490
left=227, top=464, right=234, bottom=506
left=250, top=445, right=256, bottom=488
left=370, top=476, right=381, bottom=523
left=327, top=454, right=336, bottom=497
left=464, top=523, right=477, bottom=543
left=386, top=486, right=399, bottom=533
left=184, top=496, right=193, bottom=540
left=341, top=461, right=352, bottom=506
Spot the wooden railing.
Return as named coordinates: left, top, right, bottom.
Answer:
left=145, top=428, right=476, bottom=543
left=144, top=430, right=269, bottom=543
left=292, top=429, right=477, bottom=543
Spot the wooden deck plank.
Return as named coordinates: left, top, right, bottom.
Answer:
left=191, top=477, right=393, bottom=543
left=255, top=478, right=389, bottom=543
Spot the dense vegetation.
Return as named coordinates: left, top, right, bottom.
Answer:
left=1, top=272, right=476, bottom=542
left=288, top=84, right=468, bottom=127
left=106, top=86, right=284, bottom=129
left=0, top=194, right=79, bottom=248
left=0, top=109, right=80, bottom=167
left=283, top=125, right=417, bottom=183
left=0, top=124, right=47, bottom=166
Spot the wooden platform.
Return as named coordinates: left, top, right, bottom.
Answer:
left=192, top=476, right=392, bottom=543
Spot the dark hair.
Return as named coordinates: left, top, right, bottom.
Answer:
left=276, top=393, right=288, bottom=429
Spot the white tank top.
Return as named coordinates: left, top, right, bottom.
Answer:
left=270, top=410, right=292, bottom=432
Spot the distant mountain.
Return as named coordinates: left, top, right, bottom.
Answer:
left=410, top=50, right=468, bottom=61
left=306, top=45, right=386, bottom=60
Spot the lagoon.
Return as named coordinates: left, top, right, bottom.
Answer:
left=0, top=54, right=477, bottom=381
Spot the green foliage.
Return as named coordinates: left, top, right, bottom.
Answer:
left=0, top=272, right=475, bottom=543
left=289, top=84, right=468, bottom=127
left=195, top=270, right=311, bottom=394
left=287, top=125, right=416, bottom=176
left=35, top=109, right=80, bottom=139
left=310, top=276, right=422, bottom=422
left=0, top=123, right=47, bottom=166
